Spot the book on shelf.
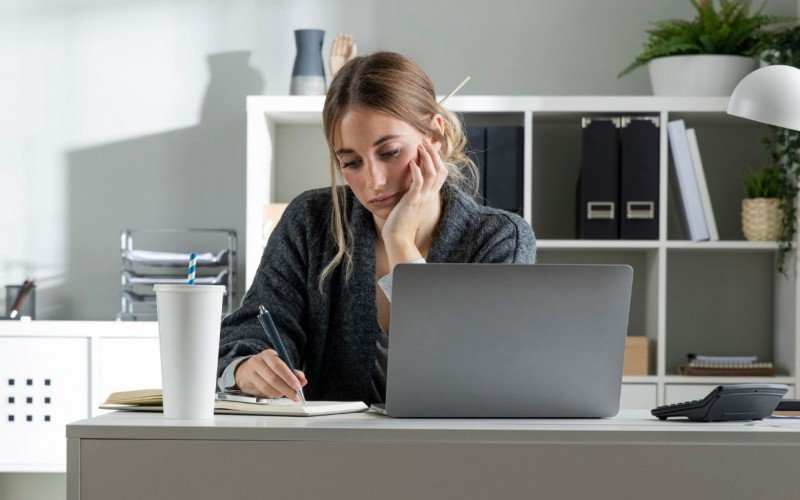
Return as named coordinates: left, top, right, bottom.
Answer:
left=465, top=125, right=523, bottom=214
left=667, top=120, right=709, bottom=241
left=465, top=125, right=488, bottom=205
left=686, top=128, right=719, bottom=241
left=101, top=389, right=368, bottom=417
left=688, top=353, right=758, bottom=364
left=678, top=360, right=775, bottom=377
left=485, top=126, right=524, bottom=215
left=772, top=410, right=800, bottom=417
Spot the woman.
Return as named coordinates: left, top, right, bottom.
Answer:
left=217, top=51, right=536, bottom=404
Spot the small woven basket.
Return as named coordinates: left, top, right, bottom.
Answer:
left=742, top=198, right=782, bottom=241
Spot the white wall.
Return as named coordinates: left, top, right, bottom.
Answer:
left=0, top=0, right=380, bottom=320
left=1, top=0, right=799, bottom=498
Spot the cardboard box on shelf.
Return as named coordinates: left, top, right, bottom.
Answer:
left=623, top=336, right=649, bottom=376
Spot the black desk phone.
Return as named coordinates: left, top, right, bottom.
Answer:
left=651, top=384, right=789, bottom=422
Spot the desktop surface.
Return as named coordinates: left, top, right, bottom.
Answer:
left=68, top=409, right=800, bottom=442
left=67, top=410, right=800, bottom=500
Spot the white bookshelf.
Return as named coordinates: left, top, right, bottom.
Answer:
left=246, top=95, right=800, bottom=408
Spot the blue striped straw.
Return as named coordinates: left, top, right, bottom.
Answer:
left=187, top=252, right=197, bottom=285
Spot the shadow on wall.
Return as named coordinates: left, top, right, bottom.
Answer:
left=63, top=51, right=263, bottom=320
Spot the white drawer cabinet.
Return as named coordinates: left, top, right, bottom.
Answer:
left=0, top=337, right=88, bottom=470
left=0, top=321, right=158, bottom=471
left=620, top=383, right=657, bottom=409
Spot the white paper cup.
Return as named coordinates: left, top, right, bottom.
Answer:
left=154, top=284, right=226, bottom=419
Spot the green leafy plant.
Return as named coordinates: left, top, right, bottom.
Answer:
left=758, top=25, right=800, bottom=275
left=742, top=165, right=783, bottom=198
left=757, top=118, right=800, bottom=276
left=760, top=25, right=800, bottom=67
left=619, top=0, right=787, bottom=78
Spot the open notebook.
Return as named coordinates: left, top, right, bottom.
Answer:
left=100, top=389, right=368, bottom=417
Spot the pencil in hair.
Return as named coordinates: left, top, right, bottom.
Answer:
left=438, top=76, right=470, bottom=105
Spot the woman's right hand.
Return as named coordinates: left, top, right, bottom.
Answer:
left=234, top=349, right=308, bottom=402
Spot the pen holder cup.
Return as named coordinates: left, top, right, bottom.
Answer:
left=5, top=284, right=36, bottom=320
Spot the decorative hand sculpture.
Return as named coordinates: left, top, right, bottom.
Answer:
left=330, top=33, right=357, bottom=77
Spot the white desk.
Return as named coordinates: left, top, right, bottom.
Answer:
left=67, top=409, right=800, bottom=499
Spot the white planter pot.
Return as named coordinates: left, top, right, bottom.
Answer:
left=647, top=55, right=757, bottom=96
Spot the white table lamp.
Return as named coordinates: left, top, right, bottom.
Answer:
left=727, top=64, right=800, bottom=131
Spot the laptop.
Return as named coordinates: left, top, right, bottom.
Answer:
left=371, top=263, right=633, bottom=418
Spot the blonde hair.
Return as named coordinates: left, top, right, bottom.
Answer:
left=319, top=51, right=478, bottom=293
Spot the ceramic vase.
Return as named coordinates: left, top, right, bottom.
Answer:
left=290, top=29, right=326, bottom=95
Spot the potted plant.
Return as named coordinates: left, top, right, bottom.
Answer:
left=758, top=25, right=800, bottom=274
left=618, top=0, right=790, bottom=95
left=760, top=24, right=800, bottom=67
left=741, top=165, right=783, bottom=242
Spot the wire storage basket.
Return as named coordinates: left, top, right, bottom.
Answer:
left=118, top=228, right=237, bottom=320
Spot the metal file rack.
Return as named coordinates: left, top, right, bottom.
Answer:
left=117, top=228, right=237, bottom=321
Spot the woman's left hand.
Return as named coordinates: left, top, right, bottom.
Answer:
left=380, top=140, right=448, bottom=245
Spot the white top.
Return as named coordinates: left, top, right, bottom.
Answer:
left=67, top=409, right=800, bottom=444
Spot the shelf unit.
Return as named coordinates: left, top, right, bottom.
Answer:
left=246, top=95, right=800, bottom=408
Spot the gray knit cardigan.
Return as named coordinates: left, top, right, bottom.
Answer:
left=217, top=183, right=537, bottom=403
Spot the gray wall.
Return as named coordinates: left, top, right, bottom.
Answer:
left=1, top=0, right=799, bottom=498
left=2, top=0, right=797, bottom=322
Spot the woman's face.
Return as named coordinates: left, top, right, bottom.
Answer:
left=334, top=106, right=442, bottom=221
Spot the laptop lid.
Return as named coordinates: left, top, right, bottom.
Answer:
left=385, top=263, right=633, bottom=418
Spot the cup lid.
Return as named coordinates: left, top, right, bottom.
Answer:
left=153, top=284, right=227, bottom=294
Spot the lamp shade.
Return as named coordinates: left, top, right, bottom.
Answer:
left=727, top=65, right=800, bottom=131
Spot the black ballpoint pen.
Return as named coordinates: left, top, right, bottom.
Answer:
left=257, top=305, right=306, bottom=403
